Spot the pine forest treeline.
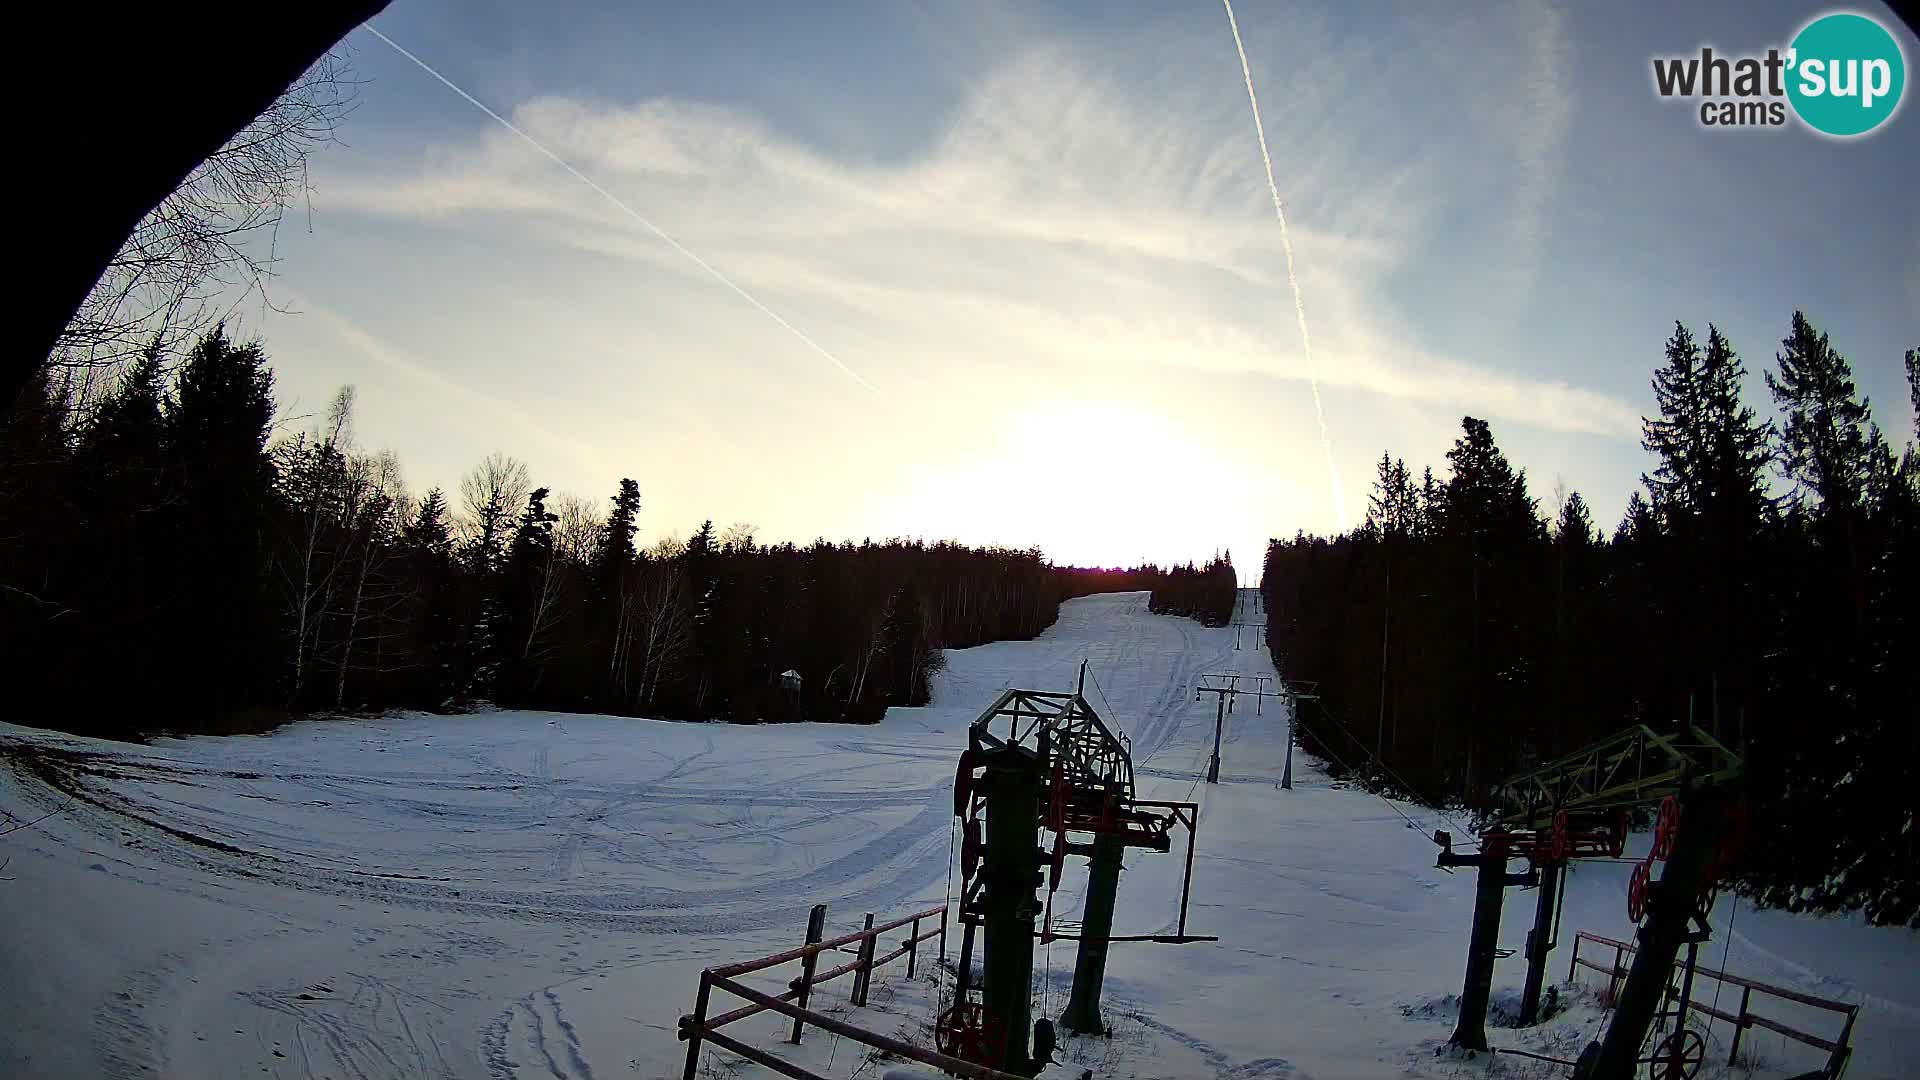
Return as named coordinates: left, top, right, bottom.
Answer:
left=1262, top=314, right=1918, bottom=927
left=1, top=329, right=1168, bottom=736
left=1147, top=555, right=1237, bottom=626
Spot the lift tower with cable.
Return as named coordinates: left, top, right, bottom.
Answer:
left=1433, top=721, right=1743, bottom=1080
left=946, top=665, right=1208, bottom=1074
left=1193, top=673, right=1314, bottom=786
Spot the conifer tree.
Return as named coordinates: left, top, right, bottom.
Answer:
left=1554, top=491, right=1594, bottom=546
left=1904, top=347, right=1920, bottom=485
left=164, top=327, right=278, bottom=716
left=1767, top=312, right=1882, bottom=514
left=595, top=479, right=641, bottom=583
left=84, top=346, right=168, bottom=468
left=405, top=489, right=454, bottom=556
left=1613, top=491, right=1657, bottom=546
left=1697, top=325, right=1775, bottom=528
left=1642, top=322, right=1709, bottom=514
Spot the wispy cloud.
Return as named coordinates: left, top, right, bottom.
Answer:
left=291, top=294, right=621, bottom=481
left=323, top=15, right=1611, bottom=441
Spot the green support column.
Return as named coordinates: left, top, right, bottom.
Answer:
left=1580, top=785, right=1731, bottom=1080
left=979, top=746, right=1044, bottom=1075
left=1060, top=832, right=1124, bottom=1034
left=1450, top=831, right=1513, bottom=1052
left=1518, top=859, right=1563, bottom=1026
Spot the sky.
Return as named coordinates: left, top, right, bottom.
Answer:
left=238, top=0, right=1920, bottom=575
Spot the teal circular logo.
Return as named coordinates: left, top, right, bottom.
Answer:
left=1787, top=12, right=1906, bottom=137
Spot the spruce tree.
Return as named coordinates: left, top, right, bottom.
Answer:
left=405, top=489, right=454, bottom=556
left=502, top=487, right=561, bottom=688
left=1906, top=347, right=1919, bottom=431
left=1642, top=322, right=1709, bottom=515
left=1613, top=491, right=1657, bottom=546
left=1555, top=491, right=1594, bottom=546
left=1416, top=467, right=1439, bottom=539
left=1767, top=312, right=1881, bottom=513
left=1904, top=347, right=1920, bottom=485
left=85, top=346, right=167, bottom=467
left=1436, top=417, right=1542, bottom=548
left=595, top=478, right=641, bottom=582
left=1365, top=454, right=1416, bottom=538
left=161, top=327, right=279, bottom=719
left=1697, top=325, right=1774, bottom=527
left=0, top=366, right=76, bottom=721
left=1434, top=417, right=1543, bottom=791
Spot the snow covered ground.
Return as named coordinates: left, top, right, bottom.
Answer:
left=1, top=591, right=1914, bottom=1079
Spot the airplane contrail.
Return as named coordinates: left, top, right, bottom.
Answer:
left=362, top=24, right=880, bottom=395
left=1219, top=0, right=1348, bottom=530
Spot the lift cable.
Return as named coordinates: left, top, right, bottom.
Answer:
left=1086, top=664, right=1126, bottom=745
left=1705, top=894, right=1740, bottom=1042
left=1270, top=702, right=1455, bottom=842
left=1304, top=697, right=1474, bottom=843
left=940, top=816, right=958, bottom=1008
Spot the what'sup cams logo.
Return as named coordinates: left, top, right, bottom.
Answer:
left=1652, top=10, right=1907, bottom=137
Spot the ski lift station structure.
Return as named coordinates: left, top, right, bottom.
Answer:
left=1435, top=721, right=1747, bottom=1080
left=945, top=664, right=1209, bottom=1076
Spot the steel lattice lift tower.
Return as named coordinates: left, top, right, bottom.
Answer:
left=943, top=665, right=1209, bottom=1076
left=1433, top=722, right=1745, bottom=1080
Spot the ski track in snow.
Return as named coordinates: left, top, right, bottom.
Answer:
left=2, top=591, right=1916, bottom=1080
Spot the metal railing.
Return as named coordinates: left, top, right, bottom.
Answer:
left=678, top=901, right=1025, bottom=1080
left=1569, top=930, right=1859, bottom=1078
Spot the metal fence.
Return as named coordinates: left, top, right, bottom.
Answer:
left=678, top=901, right=1025, bottom=1080
left=1569, top=930, right=1859, bottom=1078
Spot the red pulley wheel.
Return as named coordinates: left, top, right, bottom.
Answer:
left=936, top=1003, right=1006, bottom=1066
left=953, top=750, right=979, bottom=817
left=1648, top=1028, right=1705, bottom=1080
left=1627, top=860, right=1651, bottom=923
left=1652, top=795, right=1680, bottom=860
left=961, top=818, right=982, bottom=879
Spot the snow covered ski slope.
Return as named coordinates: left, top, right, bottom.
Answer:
left=2, top=591, right=1915, bottom=1079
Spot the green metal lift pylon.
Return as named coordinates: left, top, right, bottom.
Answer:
left=1517, top=858, right=1564, bottom=1026
left=1059, top=831, right=1124, bottom=1033
left=1576, top=782, right=1735, bottom=1080
left=955, top=681, right=1209, bottom=1073
left=978, top=743, right=1045, bottom=1075
left=1439, top=830, right=1536, bottom=1050
left=1429, top=721, right=1743, bottom=1074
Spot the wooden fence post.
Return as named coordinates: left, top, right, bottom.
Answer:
left=1727, top=985, right=1752, bottom=1066
left=852, top=912, right=877, bottom=1007
left=1827, top=1006, right=1858, bottom=1078
left=938, top=903, right=948, bottom=968
left=1568, top=935, right=1581, bottom=984
left=907, top=915, right=921, bottom=978
left=1606, top=942, right=1625, bottom=1007
left=681, top=970, right=712, bottom=1080
left=789, top=904, right=828, bottom=1045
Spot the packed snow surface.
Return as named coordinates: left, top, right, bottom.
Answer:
left=2, top=592, right=1915, bottom=1079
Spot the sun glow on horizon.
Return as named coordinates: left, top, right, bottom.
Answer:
left=873, top=400, right=1271, bottom=572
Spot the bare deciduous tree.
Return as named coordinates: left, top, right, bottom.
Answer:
left=459, top=453, right=530, bottom=571
left=520, top=541, right=568, bottom=669
left=550, top=493, right=605, bottom=567
left=330, top=449, right=408, bottom=709
left=275, top=386, right=356, bottom=701
left=636, top=563, right=693, bottom=708
left=53, top=53, right=361, bottom=378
